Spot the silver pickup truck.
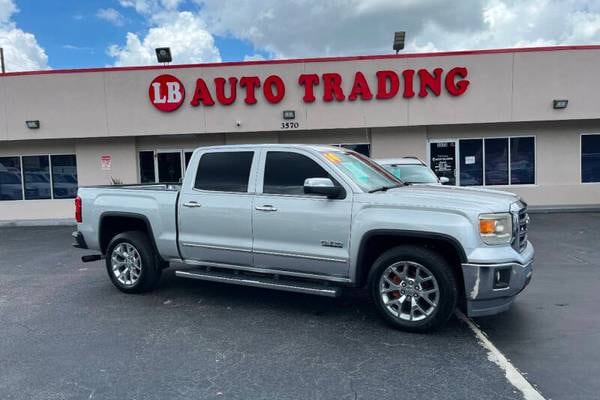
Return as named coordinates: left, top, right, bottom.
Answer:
left=73, top=144, right=534, bottom=332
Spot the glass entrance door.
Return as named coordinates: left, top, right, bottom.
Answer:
left=429, top=140, right=457, bottom=185
left=156, top=151, right=183, bottom=183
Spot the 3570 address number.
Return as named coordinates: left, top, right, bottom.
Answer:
left=281, top=122, right=299, bottom=129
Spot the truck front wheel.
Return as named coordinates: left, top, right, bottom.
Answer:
left=105, top=231, right=162, bottom=293
left=368, top=246, right=457, bottom=332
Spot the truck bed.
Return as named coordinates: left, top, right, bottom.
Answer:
left=77, top=184, right=181, bottom=260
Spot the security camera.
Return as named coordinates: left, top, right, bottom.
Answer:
left=235, top=121, right=242, bottom=127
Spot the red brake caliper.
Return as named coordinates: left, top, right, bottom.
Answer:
left=390, top=274, right=402, bottom=299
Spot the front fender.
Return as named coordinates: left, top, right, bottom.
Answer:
left=349, top=204, right=474, bottom=282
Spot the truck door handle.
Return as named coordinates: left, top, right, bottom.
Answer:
left=183, top=201, right=202, bottom=208
left=255, top=205, right=277, bottom=212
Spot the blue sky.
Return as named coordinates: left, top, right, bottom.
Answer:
left=1, top=0, right=600, bottom=72
left=10, top=0, right=263, bottom=69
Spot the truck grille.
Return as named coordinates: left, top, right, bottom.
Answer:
left=516, top=208, right=529, bottom=252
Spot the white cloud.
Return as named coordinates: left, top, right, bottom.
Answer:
left=108, top=0, right=600, bottom=67
left=108, top=11, right=220, bottom=66
left=118, top=0, right=182, bottom=15
left=0, top=0, right=48, bottom=71
left=0, top=0, right=16, bottom=23
left=193, top=0, right=600, bottom=57
left=243, top=53, right=265, bottom=61
left=97, top=8, right=125, bottom=26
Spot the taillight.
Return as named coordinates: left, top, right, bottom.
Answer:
left=75, top=196, right=82, bottom=223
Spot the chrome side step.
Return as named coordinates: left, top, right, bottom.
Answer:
left=174, top=269, right=341, bottom=298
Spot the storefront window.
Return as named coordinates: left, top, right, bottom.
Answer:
left=139, top=150, right=195, bottom=183
left=510, top=137, right=535, bottom=184
left=139, top=151, right=155, bottom=183
left=484, top=138, right=509, bottom=185
left=582, top=134, right=600, bottom=183
left=435, top=136, right=535, bottom=186
left=459, top=139, right=483, bottom=186
left=184, top=151, right=194, bottom=169
left=338, top=144, right=371, bottom=157
left=23, top=155, right=51, bottom=200
left=0, top=157, right=23, bottom=201
left=51, top=155, right=78, bottom=199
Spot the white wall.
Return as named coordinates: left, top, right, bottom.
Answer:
left=3, top=48, right=600, bottom=142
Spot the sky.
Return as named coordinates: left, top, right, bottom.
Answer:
left=1, top=0, right=600, bottom=72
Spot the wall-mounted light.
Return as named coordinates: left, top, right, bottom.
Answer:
left=25, top=120, right=40, bottom=129
left=553, top=99, right=568, bottom=109
left=155, top=47, right=172, bottom=63
left=283, top=110, right=295, bottom=120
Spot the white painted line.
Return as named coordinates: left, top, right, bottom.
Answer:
left=456, top=311, right=546, bottom=400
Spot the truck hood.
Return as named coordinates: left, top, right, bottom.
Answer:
left=357, top=184, right=521, bottom=213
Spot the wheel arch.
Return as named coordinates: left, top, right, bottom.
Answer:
left=98, top=212, right=162, bottom=261
left=354, top=229, right=467, bottom=290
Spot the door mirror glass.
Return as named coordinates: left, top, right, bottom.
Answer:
left=303, top=178, right=342, bottom=198
left=439, top=176, right=450, bottom=184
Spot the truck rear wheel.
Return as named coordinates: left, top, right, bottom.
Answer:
left=368, top=245, right=457, bottom=333
left=105, top=231, right=162, bottom=293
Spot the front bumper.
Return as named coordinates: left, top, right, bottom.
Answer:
left=461, top=257, right=533, bottom=317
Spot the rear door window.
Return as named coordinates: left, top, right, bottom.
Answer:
left=194, top=152, right=254, bottom=193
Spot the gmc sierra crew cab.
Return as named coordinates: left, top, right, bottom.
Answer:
left=72, top=144, right=534, bottom=332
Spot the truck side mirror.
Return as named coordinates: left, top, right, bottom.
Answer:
left=304, top=178, right=343, bottom=199
left=439, top=177, right=450, bottom=184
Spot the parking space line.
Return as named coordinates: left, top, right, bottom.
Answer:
left=456, top=311, right=545, bottom=400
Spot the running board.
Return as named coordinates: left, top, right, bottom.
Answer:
left=174, top=269, right=341, bottom=298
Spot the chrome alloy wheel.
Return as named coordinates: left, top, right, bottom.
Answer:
left=111, top=243, right=142, bottom=287
left=379, top=261, right=440, bottom=322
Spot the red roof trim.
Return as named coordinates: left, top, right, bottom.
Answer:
left=2, top=45, right=600, bottom=77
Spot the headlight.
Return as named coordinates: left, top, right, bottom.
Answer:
left=479, top=213, right=513, bottom=245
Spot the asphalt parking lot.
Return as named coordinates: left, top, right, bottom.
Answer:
left=1, top=213, right=598, bottom=399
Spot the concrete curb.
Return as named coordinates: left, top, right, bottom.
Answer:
left=0, top=219, right=76, bottom=228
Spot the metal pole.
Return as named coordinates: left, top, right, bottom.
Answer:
left=0, top=48, right=5, bottom=74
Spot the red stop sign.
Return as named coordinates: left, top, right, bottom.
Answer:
left=149, top=74, right=185, bottom=112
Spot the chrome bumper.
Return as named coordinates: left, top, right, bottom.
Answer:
left=461, top=260, right=533, bottom=317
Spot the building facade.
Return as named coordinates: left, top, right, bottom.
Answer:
left=1, top=45, right=600, bottom=222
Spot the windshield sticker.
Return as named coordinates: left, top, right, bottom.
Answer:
left=323, top=152, right=342, bottom=164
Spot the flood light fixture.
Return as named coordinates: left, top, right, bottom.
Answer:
left=553, top=99, right=568, bottom=109
left=26, top=120, right=40, bottom=129
left=155, top=47, right=172, bottom=63
left=393, top=32, right=406, bottom=54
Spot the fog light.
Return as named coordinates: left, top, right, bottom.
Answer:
left=493, top=267, right=511, bottom=289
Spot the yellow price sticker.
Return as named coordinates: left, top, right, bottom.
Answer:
left=323, top=152, right=342, bottom=164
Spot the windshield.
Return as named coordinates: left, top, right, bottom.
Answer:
left=321, top=150, right=402, bottom=192
left=381, top=163, right=439, bottom=184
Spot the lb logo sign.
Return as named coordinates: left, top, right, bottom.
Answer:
left=149, top=74, right=185, bottom=112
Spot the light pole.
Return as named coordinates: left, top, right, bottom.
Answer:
left=0, top=48, right=5, bottom=74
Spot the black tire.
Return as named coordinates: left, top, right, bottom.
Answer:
left=105, top=231, right=162, bottom=294
left=368, top=245, right=457, bottom=333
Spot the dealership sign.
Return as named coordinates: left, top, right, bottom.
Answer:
left=149, top=67, right=470, bottom=112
